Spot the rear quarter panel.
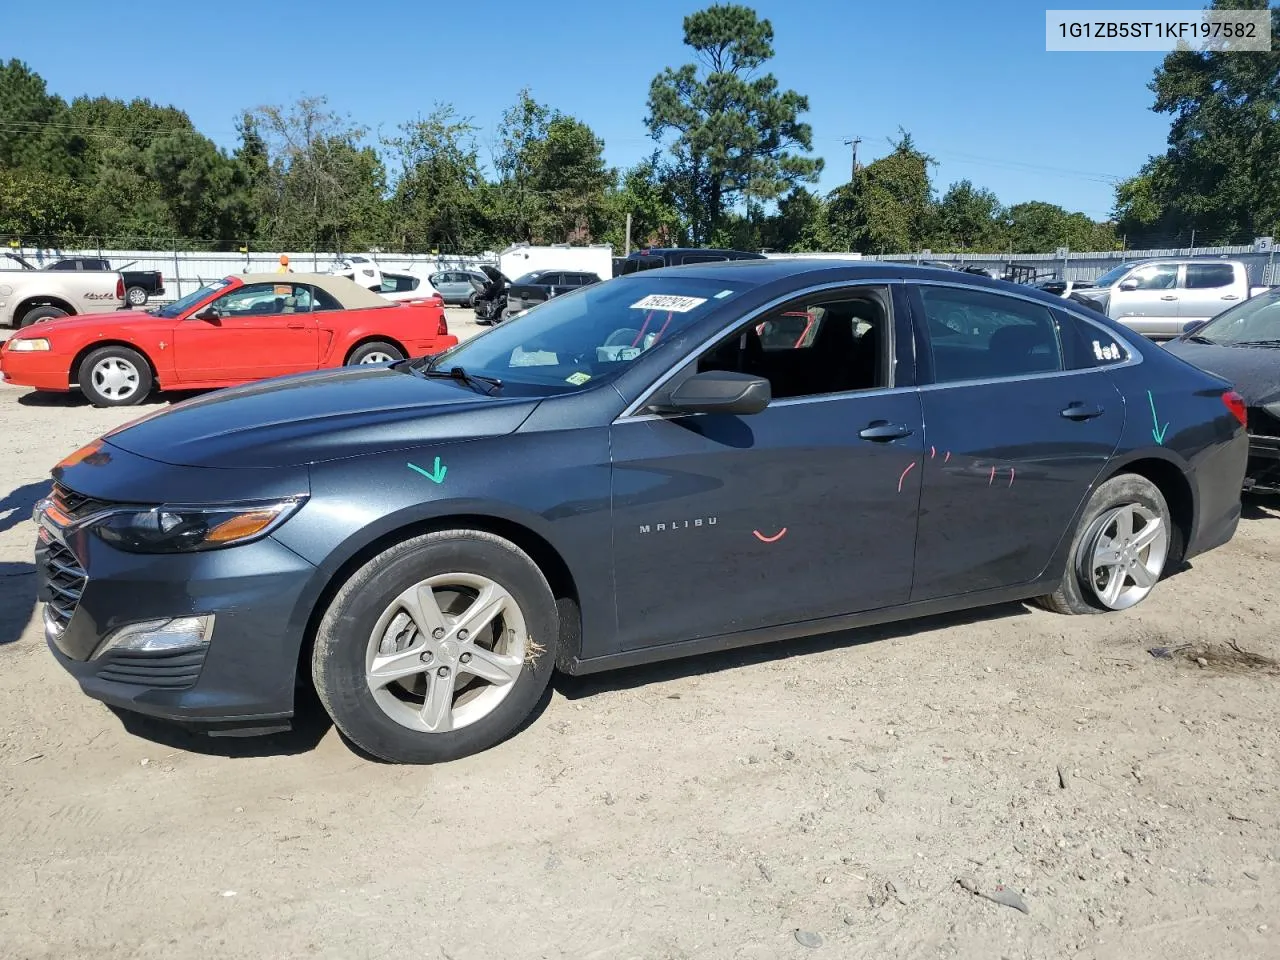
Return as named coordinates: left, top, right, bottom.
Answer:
left=318, top=303, right=451, bottom=363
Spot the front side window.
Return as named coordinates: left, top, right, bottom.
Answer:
left=1184, top=263, right=1235, bottom=289
left=696, top=288, right=891, bottom=399
left=417, top=276, right=754, bottom=396
left=163, top=278, right=232, bottom=318
left=917, top=285, right=1064, bottom=383
left=215, top=282, right=300, bottom=316
left=1126, top=264, right=1178, bottom=290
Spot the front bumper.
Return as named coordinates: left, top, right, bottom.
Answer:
left=0, top=348, right=72, bottom=391
left=36, top=502, right=318, bottom=730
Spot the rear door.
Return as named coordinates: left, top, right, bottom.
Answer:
left=1179, top=262, right=1242, bottom=324
left=1110, top=263, right=1181, bottom=337
left=906, top=281, right=1125, bottom=601
left=174, top=281, right=319, bottom=382
left=609, top=282, right=924, bottom=649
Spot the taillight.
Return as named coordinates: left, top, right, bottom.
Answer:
left=437, top=312, right=448, bottom=336
left=115, top=276, right=125, bottom=300
left=1222, top=389, right=1247, bottom=427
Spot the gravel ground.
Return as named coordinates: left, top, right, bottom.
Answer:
left=1, top=308, right=1278, bottom=959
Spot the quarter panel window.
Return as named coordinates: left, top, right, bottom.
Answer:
left=917, top=285, right=1064, bottom=383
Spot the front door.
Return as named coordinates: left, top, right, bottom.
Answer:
left=174, top=281, right=319, bottom=383
left=1178, top=261, right=1241, bottom=324
left=906, top=282, right=1126, bottom=601
left=1110, top=262, right=1181, bottom=338
left=609, top=283, right=924, bottom=650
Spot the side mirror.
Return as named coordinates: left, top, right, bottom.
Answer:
left=1181, top=319, right=1206, bottom=335
left=1118, top=278, right=1140, bottom=291
left=660, top=370, right=771, bottom=416
left=193, top=307, right=220, bottom=322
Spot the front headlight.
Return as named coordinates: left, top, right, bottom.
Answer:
left=89, top=497, right=306, bottom=553
left=8, top=338, right=50, bottom=351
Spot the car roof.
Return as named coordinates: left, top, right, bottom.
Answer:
left=232, top=272, right=393, bottom=309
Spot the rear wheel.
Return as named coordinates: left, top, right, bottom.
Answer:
left=79, top=345, right=153, bottom=407
left=347, top=341, right=406, bottom=365
left=1037, top=473, right=1174, bottom=615
left=20, top=305, right=68, bottom=328
left=312, top=530, right=559, bottom=764
left=125, top=286, right=148, bottom=306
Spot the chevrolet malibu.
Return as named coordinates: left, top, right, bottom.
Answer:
left=34, top=260, right=1248, bottom=764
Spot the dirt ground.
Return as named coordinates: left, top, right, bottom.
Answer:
left=1, top=309, right=1278, bottom=960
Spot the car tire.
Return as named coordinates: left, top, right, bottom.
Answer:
left=125, top=286, right=148, bottom=306
left=1037, top=473, right=1177, bottom=615
left=79, top=345, right=153, bottom=407
left=20, top=305, right=68, bottom=328
left=347, top=341, right=406, bottom=365
left=311, top=529, right=560, bottom=764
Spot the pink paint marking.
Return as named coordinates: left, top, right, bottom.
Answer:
left=898, top=461, right=917, bottom=493
left=1008, top=467, right=1016, bottom=488
left=944, top=451, right=951, bottom=463
left=988, top=465, right=996, bottom=485
left=930, top=445, right=936, bottom=459
left=753, top=528, right=787, bottom=543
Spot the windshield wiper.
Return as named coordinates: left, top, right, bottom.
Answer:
left=1234, top=339, right=1280, bottom=347
left=417, top=363, right=503, bottom=394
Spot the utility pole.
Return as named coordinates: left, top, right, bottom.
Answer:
left=625, top=212, right=632, bottom=256
left=843, top=136, right=862, bottom=183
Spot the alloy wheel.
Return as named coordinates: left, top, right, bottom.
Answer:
left=1083, top=503, right=1168, bottom=610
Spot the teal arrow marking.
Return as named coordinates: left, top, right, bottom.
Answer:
left=1147, top=390, right=1169, bottom=445
left=407, top=456, right=447, bottom=483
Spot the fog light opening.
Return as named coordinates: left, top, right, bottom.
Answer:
left=93, top=615, right=215, bottom=659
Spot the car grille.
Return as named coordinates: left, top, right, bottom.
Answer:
left=42, top=537, right=87, bottom=636
left=1247, top=407, right=1280, bottom=438
left=51, top=481, right=113, bottom=520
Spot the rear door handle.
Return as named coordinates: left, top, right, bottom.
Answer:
left=1160, top=295, right=1178, bottom=301
left=1061, top=402, right=1104, bottom=421
left=1221, top=294, right=1239, bottom=301
left=859, top=420, right=914, bottom=442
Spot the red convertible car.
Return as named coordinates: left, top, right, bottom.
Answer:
left=0, top=272, right=457, bottom=407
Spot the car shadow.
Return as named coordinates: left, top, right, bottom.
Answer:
left=555, top=601, right=1032, bottom=700
left=1242, top=494, right=1280, bottom=521
left=0, top=561, right=37, bottom=646
left=16, top=390, right=202, bottom=409
left=0, top=479, right=50, bottom=534
left=107, top=685, right=333, bottom=759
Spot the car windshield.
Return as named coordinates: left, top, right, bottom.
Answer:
left=416, top=275, right=752, bottom=396
left=154, top=278, right=232, bottom=318
left=1091, top=264, right=1135, bottom=288
left=1195, top=290, right=1280, bottom=345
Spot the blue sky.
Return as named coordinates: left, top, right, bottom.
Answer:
left=1, top=0, right=1176, bottom=221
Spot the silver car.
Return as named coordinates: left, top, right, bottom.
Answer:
left=1079, top=258, right=1260, bottom=339
left=428, top=270, right=488, bottom=306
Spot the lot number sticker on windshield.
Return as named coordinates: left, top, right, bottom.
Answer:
left=630, top=294, right=707, bottom=312
left=566, top=372, right=592, bottom=385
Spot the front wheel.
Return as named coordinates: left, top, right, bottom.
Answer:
left=347, top=341, right=406, bottom=365
left=79, top=345, right=153, bottom=407
left=312, top=530, right=560, bottom=763
left=1037, top=473, right=1175, bottom=615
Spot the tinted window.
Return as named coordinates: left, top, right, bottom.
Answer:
left=621, top=256, right=665, bottom=274
left=48, top=260, right=78, bottom=271
left=698, top=290, right=892, bottom=399
left=1126, top=264, right=1178, bottom=290
left=1056, top=310, right=1129, bottom=368
left=1184, top=263, right=1235, bottom=289
left=917, top=285, right=1064, bottom=383
left=681, top=254, right=729, bottom=265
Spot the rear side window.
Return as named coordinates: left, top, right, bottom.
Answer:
left=1055, top=309, right=1130, bottom=368
left=307, top=286, right=343, bottom=312
left=621, top=256, right=666, bottom=274
left=917, top=285, right=1065, bottom=383
left=681, top=254, right=728, bottom=265
left=1184, top=263, right=1235, bottom=289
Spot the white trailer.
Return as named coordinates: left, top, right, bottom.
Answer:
left=498, top=243, right=613, bottom=281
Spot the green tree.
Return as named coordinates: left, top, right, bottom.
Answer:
left=1003, top=201, right=1117, bottom=252
left=645, top=3, right=822, bottom=244
left=0, top=59, right=86, bottom=176
left=934, top=179, right=1004, bottom=251
left=0, top=168, right=89, bottom=241
left=826, top=132, right=935, bottom=253
left=387, top=104, right=491, bottom=253
left=600, top=154, right=686, bottom=251
left=759, top=187, right=828, bottom=251
left=1113, top=0, right=1280, bottom=244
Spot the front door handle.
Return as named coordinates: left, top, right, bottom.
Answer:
left=1160, top=295, right=1178, bottom=301
left=287, top=321, right=306, bottom=329
left=1221, top=294, right=1239, bottom=301
left=1061, top=402, right=1104, bottom=421
left=859, top=420, right=914, bottom=441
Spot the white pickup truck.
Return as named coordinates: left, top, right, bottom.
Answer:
left=1068, top=257, right=1271, bottom=340
left=0, top=253, right=125, bottom=328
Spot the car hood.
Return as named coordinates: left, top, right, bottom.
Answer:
left=102, top=365, right=542, bottom=469
left=1163, top=340, right=1280, bottom=405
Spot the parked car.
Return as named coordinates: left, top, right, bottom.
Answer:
left=3, top=253, right=165, bottom=307
left=1035, top=278, right=1094, bottom=298
left=1069, top=258, right=1270, bottom=339
left=33, top=259, right=1247, bottom=764
left=506, top=269, right=601, bottom=314
left=0, top=272, right=455, bottom=407
left=617, top=247, right=767, bottom=273
left=0, top=253, right=125, bottom=327
left=429, top=270, right=489, bottom=306
left=1164, top=288, right=1280, bottom=494
left=373, top=271, right=446, bottom=307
